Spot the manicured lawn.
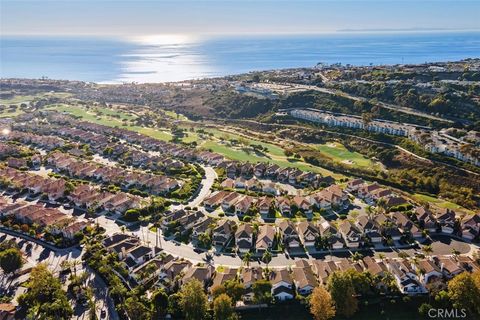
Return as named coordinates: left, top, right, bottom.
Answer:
left=202, top=140, right=343, bottom=178
left=315, top=142, right=379, bottom=169
left=203, top=128, right=286, bottom=157
left=0, top=92, right=72, bottom=105
left=46, top=104, right=125, bottom=126
left=46, top=104, right=173, bottom=142
left=132, top=126, right=172, bottom=142
left=412, top=193, right=473, bottom=214
left=0, top=109, right=24, bottom=118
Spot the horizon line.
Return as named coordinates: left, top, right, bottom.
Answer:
left=2, top=28, right=480, bottom=38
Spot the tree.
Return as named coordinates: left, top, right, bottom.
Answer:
left=343, top=269, right=371, bottom=296
left=213, top=294, right=235, bottom=320
left=422, top=245, right=433, bottom=257
left=327, top=271, right=358, bottom=318
left=123, top=296, right=151, bottom=319
left=418, top=303, right=433, bottom=317
left=243, top=252, right=252, bottom=267
left=85, top=287, right=98, bottom=320
left=168, top=293, right=182, bottom=319
left=0, top=247, right=23, bottom=274
left=179, top=279, right=208, bottom=320
left=447, top=272, right=480, bottom=317
left=224, top=280, right=245, bottom=304
left=151, top=288, right=169, bottom=318
left=310, top=286, right=336, bottom=320
left=262, top=251, right=272, bottom=269
left=211, top=285, right=227, bottom=299
left=253, top=280, right=272, bottom=304
left=17, top=264, right=73, bottom=320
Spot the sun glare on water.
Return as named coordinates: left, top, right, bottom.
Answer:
left=110, top=34, right=215, bottom=84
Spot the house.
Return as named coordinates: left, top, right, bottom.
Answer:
left=413, top=259, right=443, bottom=285
left=276, top=197, right=291, bottom=215
left=203, top=191, right=228, bottom=211
left=346, top=178, right=364, bottom=192
left=270, top=269, right=294, bottom=301
left=278, top=220, right=301, bottom=248
left=221, top=192, right=243, bottom=213
left=383, top=196, right=409, bottom=209
left=390, top=212, right=420, bottom=237
left=212, top=220, right=236, bottom=247
left=387, top=259, right=425, bottom=295
left=292, top=195, right=312, bottom=214
left=256, top=225, right=276, bottom=253
left=461, top=214, right=480, bottom=240
left=338, top=220, right=361, bottom=248
left=292, top=260, right=317, bottom=295
left=182, top=265, right=214, bottom=288
left=362, top=257, right=388, bottom=290
left=262, top=182, right=279, bottom=195
left=436, top=209, right=456, bottom=234
left=212, top=268, right=238, bottom=289
left=236, top=224, right=254, bottom=253
left=159, top=260, right=192, bottom=284
left=241, top=267, right=263, bottom=301
left=234, top=196, right=255, bottom=216
left=435, top=257, right=463, bottom=278
left=296, top=221, right=319, bottom=248
left=357, top=183, right=381, bottom=200
left=356, top=215, right=383, bottom=243
left=127, top=245, right=157, bottom=267
left=191, top=217, right=215, bottom=244
left=257, top=196, right=274, bottom=216
left=375, top=214, right=402, bottom=241
left=253, top=163, right=267, bottom=177
left=318, top=220, right=343, bottom=249
left=415, top=207, right=437, bottom=233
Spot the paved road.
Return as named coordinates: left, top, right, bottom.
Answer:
left=186, top=165, right=217, bottom=208
left=268, top=82, right=453, bottom=124
left=0, top=231, right=119, bottom=320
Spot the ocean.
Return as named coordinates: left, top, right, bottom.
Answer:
left=1, top=32, right=479, bottom=83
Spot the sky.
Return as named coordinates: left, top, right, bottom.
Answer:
left=1, top=0, right=480, bottom=36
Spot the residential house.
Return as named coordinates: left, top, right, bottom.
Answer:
left=256, top=225, right=276, bottom=254
left=356, top=215, right=383, bottom=244
left=269, top=269, right=294, bottom=301
left=415, top=207, right=438, bottom=233
left=278, top=220, right=301, bottom=249
left=318, top=220, right=343, bottom=249
left=338, top=220, right=361, bottom=248
left=212, top=220, right=236, bottom=247
left=241, top=267, right=263, bottom=301
left=236, top=224, right=254, bottom=253
left=292, top=260, right=317, bottom=295
left=296, top=221, right=320, bottom=248
left=436, top=209, right=456, bottom=234
left=257, top=196, right=274, bottom=216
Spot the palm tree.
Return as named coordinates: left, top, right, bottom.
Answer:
left=378, top=253, right=385, bottom=261
left=243, top=252, right=252, bottom=267
left=351, top=252, right=364, bottom=262
left=451, top=249, right=460, bottom=259
left=262, top=250, right=272, bottom=270
left=365, top=205, right=374, bottom=219
left=377, top=198, right=387, bottom=214
left=422, top=245, right=433, bottom=258
left=86, top=287, right=98, bottom=320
